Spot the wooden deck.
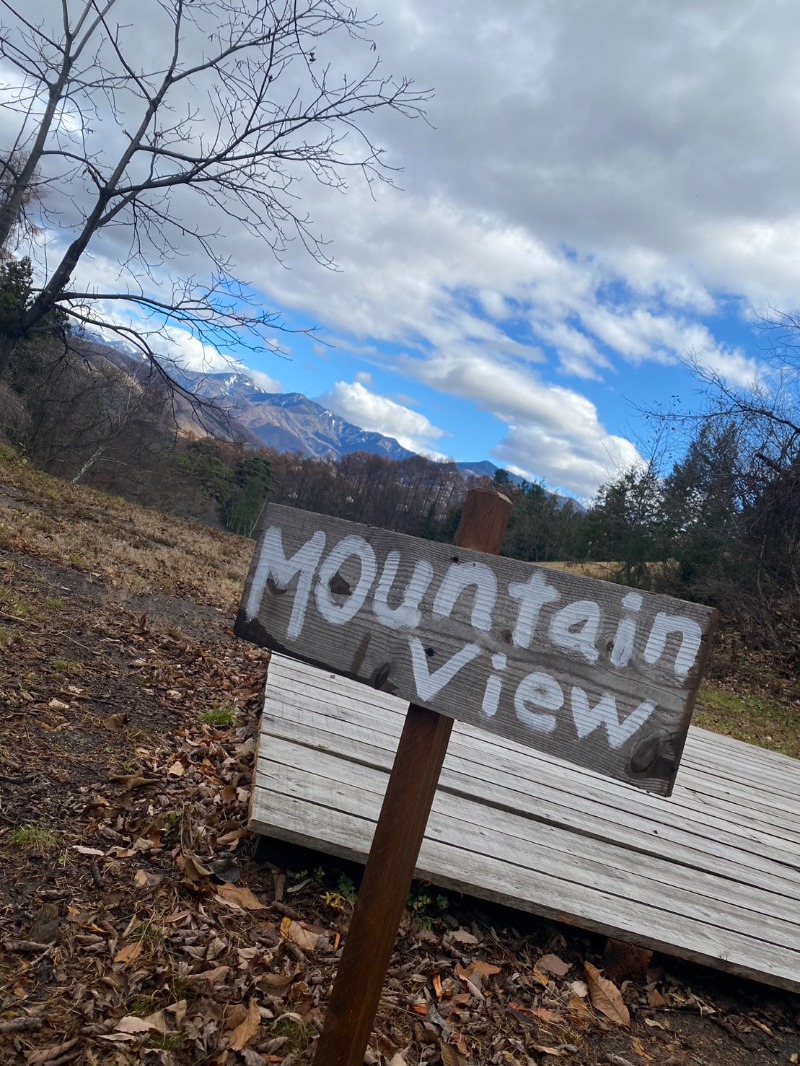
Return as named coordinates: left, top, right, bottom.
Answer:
left=251, top=654, right=800, bottom=993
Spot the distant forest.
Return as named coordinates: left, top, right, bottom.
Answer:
left=2, top=253, right=800, bottom=662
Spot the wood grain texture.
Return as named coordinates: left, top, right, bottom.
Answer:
left=311, top=488, right=511, bottom=1066
left=253, top=654, right=800, bottom=994
left=236, top=504, right=717, bottom=794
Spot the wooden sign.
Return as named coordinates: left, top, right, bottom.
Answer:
left=236, top=503, right=717, bottom=796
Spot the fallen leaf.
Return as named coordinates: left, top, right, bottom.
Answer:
left=115, top=1015, right=159, bottom=1034
left=445, top=929, right=479, bottom=947
left=181, top=854, right=213, bottom=882
left=584, top=962, right=630, bottom=1027
left=113, top=941, right=143, bottom=965
left=279, top=917, right=324, bottom=953
left=645, top=1018, right=668, bottom=1031
left=567, top=995, right=595, bottom=1025
left=71, top=845, right=104, bottom=857
left=109, top=773, right=157, bottom=792
left=230, top=998, right=261, bottom=1051
left=168, top=760, right=185, bottom=777
left=190, top=964, right=231, bottom=985
left=102, top=713, right=128, bottom=729
left=25, top=1038, right=80, bottom=1064
left=140, top=1010, right=167, bottom=1035
left=214, top=883, right=267, bottom=911
left=48, top=698, right=70, bottom=711
left=630, top=1036, right=653, bottom=1062
left=163, top=909, right=192, bottom=925
left=217, top=829, right=247, bottom=847
left=241, top=1050, right=268, bottom=1066
left=166, top=1000, right=187, bottom=1027
left=532, top=1046, right=563, bottom=1057
left=537, top=953, right=572, bottom=977
left=648, top=987, right=667, bottom=1008
left=439, top=1043, right=467, bottom=1066
left=455, top=960, right=501, bottom=983
left=258, top=971, right=295, bottom=992
left=531, top=1007, right=564, bottom=1025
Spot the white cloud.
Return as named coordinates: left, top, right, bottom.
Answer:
left=320, top=380, right=448, bottom=457
left=246, top=369, right=282, bottom=393
left=407, top=347, right=644, bottom=498
left=494, top=424, right=642, bottom=502
left=14, top=0, right=800, bottom=497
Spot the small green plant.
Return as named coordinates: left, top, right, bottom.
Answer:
left=200, top=704, right=239, bottom=727
left=44, top=596, right=65, bottom=610
left=337, top=874, right=357, bottom=904
left=129, top=995, right=154, bottom=1016
left=0, top=626, right=15, bottom=649
left=321, top=873, right=357, bottom=912
left=407, top=885, right=451, bottom=929
left=52, top=658, right=79, bottom=674
left=9, top=825, right=61, bottom=853
left=147, top=1033, right=183, bottom=1051
left=132, top=920, right=165, bottom=948
left=269, top=1016, right=314, bottom=1051
left=0, top=588, right=32, bottom=617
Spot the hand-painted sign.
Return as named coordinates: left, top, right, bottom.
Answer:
left=236, top=505, right=717, bottom=794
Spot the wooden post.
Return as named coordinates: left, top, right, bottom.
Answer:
left=312, top=489, right=512, bottom=1066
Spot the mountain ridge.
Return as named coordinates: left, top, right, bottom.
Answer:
left=75, top=331, right=578, bottom=505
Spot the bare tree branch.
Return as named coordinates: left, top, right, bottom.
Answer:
left=0, top=0, right=430, bottom=378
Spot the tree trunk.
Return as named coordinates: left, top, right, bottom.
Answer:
left=0, top=330, right=18, bottom=379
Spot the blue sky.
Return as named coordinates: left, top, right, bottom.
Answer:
left=6, top=0, right=800, bottom=501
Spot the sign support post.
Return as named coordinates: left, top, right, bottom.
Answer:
left=311, top=489, right=512, bottom=1066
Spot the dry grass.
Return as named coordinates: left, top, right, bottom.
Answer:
left=540, top=559, right=623, bottom=581
left=0, top=446, right=253, bottom=611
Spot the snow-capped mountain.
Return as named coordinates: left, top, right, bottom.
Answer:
left=73, top=333, right=579, bottom=504
left=180, top=369, right=417, bottom=462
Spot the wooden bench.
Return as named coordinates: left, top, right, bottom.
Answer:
left=251, top=652, right=800, bottom=993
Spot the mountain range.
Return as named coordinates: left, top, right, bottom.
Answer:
left=178, top=368, right=536, bottom=488
left=76, top=332, right=574, bottom=502
left=179, top=369, right=418, bottom=463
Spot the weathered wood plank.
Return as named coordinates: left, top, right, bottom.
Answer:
left=251, top=654, right=800, bottom=993
left=262, top=679, right=800, bottom=862
left=259, top=715, right=800, bottom=894
left=237, top=504, right=717, bottom=793
left=252, top=785, right=800, bottom=991
left=258, top=742, right=800, bottom=932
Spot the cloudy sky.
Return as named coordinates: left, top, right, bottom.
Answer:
left=6, top=0, right=800, bottom=499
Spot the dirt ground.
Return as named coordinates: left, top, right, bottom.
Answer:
left=1, top=451, right=799, bottom=1065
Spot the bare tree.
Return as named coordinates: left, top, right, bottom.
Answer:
left=0, top=0, right=429, bottom=375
